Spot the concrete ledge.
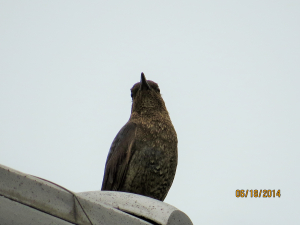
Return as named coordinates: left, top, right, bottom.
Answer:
left=0, top=195, right=74, bottom=225
left=0, top=164, right=193, bottom=225
left=78, top=191, right=193, bottom=225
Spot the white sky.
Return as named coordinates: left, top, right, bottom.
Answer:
left=1, top=1, right=299, bottom=224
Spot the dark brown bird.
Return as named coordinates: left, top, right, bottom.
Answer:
left=101, top=73, right=177, bottom=201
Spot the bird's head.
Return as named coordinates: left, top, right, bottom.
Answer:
left=130, top=73, right=168, bottom=115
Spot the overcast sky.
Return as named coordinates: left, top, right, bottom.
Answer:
left=1, top=1, right=299, bottom=224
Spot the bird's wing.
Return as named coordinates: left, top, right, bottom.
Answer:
left=101, top=121, right=137, bottom=191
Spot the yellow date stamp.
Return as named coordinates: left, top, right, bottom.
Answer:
left=236, top=189, right=281, bottom=198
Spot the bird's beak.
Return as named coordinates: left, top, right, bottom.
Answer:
left=140, top=72, right=150, bottom=90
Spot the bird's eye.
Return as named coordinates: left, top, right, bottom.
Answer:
left=131, top=89, right=137, bottom=98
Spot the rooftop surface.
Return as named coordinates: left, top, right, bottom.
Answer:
left=0, top=164, right=192, bottom=225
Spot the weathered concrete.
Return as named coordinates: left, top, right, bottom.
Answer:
left=78, top=191, right=193, bottom=225
left=0, top=164, right=193, bottom=225
left=0, top=195, right=75, bottom=225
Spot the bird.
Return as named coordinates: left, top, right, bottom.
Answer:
left=101, top=72, right=178, bottom=201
